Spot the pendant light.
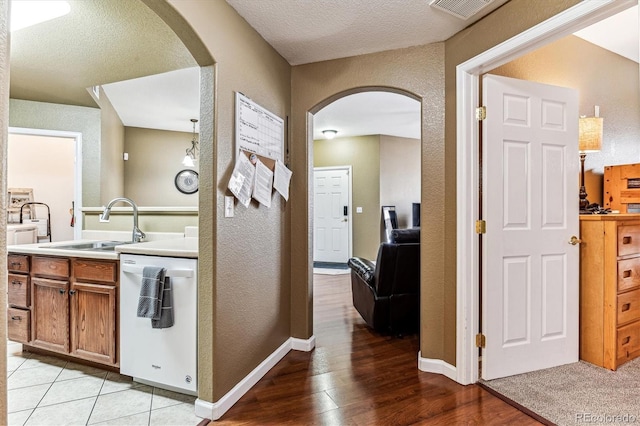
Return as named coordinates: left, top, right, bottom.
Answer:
left=182, top=118, right=199, bottom=167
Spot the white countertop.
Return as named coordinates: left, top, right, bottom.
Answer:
left=7, top=240, right=122, bottom=260
left=8, top=237, right=198, bottom=260
left=115, top=237, right=198, bottom=259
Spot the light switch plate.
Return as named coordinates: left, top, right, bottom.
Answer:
left=225, top=196, right=234, bottom=218
left=356, top=207, right=363, bottom=213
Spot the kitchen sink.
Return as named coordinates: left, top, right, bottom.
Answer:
left=45, top=241, right=132, bottom=251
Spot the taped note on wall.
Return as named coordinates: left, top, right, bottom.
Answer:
left=252, top=158, right=273, bottom=208
left=274, top=159, right=292, bottom=201
left=228, top=153, right=255, bottom=208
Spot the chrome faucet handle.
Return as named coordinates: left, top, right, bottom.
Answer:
left=133, top=227, right=146, bottom=243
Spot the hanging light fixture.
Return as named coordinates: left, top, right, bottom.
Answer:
left=182, top=118, right=199, bottom=167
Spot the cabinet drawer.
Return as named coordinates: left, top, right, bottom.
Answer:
left=73, top=259, right=117, bottom=284
left=617, top=321, right=640, bottom=366
left=8, top=274, right=30, bottom=307
left=7, top=308, right=30, bottom=343
left=619, top=225, right=640, bottom=257
left=618, top=258, right=640, bottom=292
left=618, top=290, right=640, bottom=325
left=32, top=256, right=70, bottom=279
left=7, top=255, right=29, bottom=273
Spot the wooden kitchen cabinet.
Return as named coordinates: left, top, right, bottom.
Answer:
left=580, top=214, right=640, bottom=370
left=31, top=276, right=70, bottom=353
left=13, top=254, right=119, bottom=367
left=7, top=254, right=31, bottom=343
left=70, top=259, right=118, bottom=365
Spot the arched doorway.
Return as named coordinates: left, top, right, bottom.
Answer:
left=0, top=0, right=214, bottom=421
left=310, top=89, right=422, bottom=359
left=290, top=48, right=446, bottom=377
left=307, top=87, right=423, bottom=345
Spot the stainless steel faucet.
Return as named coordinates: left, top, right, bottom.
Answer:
left=99, top=197, right=146, bottom=243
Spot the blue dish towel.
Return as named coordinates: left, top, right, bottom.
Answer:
left=137, top=266, right=166, bottom=319
left=152, top=276, right=174, bottom=329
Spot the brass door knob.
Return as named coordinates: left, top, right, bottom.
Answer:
left=569, top=236, right=582, bottom=245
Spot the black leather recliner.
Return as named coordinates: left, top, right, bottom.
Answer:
left=347, top=228, right=420, bottom=335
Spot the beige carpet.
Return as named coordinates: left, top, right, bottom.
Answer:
left=481, top=358, right=640, bottom=426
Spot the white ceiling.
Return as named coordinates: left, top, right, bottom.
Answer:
left=313, top=92, right=421, bottom=140
left=574, top=5, right=639, bottom=63
left=225, top=0, right=510, bottom=66
left=102, top=67, right=201, bottom=133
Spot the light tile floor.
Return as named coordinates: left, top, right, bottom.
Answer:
left=7, top=341, right=204, bottom=426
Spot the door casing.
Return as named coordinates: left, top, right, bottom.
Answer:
left=9, top=127, right=83, bottom=240
left=454, top=0, right=635, bottom=385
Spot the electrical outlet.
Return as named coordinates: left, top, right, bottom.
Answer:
left=225, top=196, right=234, bottom=218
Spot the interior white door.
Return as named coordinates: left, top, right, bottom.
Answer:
left=313, top=167, right=350, bottom=263
left=482, top=74, right=579, bottom=380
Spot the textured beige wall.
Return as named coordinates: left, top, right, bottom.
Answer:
left=314, top=135, right=381, bottom=260
left=8, top=99, right=102, bottom=206
left=0, top=0, right=8, bottom=422
left=166, top=0, right=291, bottom=402
left=443, top=0, right=583, bottom=364
left=490, top=35, right=640, bottom=207
left=379, top=135, right=421, bottom=229
left=291, top=44, right=445, bottom=345
left=123, top=127, right=199, bottom=207
left=97, top=86, right=125, bottom=203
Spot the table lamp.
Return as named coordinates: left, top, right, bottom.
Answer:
left=578, top=113, right=603, bottom=212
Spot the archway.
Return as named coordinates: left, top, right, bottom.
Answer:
left=290, top=47, right=446, bottom=378
left=0, top=0, right=215, bottom=421
left=306, top=86, right=423, bottom=345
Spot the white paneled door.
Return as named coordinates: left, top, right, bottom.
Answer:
left=313, top=167, right=351, bottom=263
left=482, top=74, right=579, bottom=380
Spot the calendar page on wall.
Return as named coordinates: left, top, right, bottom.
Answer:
left=235, top=92, right=284, bottom=161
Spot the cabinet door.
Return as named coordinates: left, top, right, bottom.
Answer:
left=70, top=281, right=117, bottom=365
left=31, top=278, right=70, bottom=353
left=8, top=273, right=30, bottom=307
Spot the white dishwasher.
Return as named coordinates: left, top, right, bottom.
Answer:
left=120, top=254, right=198, bottom=395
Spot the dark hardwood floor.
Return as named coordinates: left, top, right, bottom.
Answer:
left=211, top=273, right=542, bottom=425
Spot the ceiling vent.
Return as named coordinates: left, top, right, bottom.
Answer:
left=429, top=0, right=495, bottom=20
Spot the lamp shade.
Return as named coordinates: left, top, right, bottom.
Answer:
left=579, top=117, right=603, bottom=153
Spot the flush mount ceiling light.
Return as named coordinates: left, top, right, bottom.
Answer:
left=182, top=118, right=199, bottom=167
left=10, top=0, right=71, bottom=32
left=322, top=130, right=338, bottom=140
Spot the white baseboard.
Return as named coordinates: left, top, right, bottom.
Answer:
left=195, top=335, right=316, bottom=421
left=417, top=351, right=457, bottom=382
left=291, top=335, right=316, bottom=352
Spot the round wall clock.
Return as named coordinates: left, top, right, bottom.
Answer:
left=174, top=169, right=199, bottom=194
